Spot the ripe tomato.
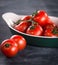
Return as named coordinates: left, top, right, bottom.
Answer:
left=0, top=39, right=18, bottom=57
left=33, top=10, right=49, bottom=26
left=44, top=26, right=58, bottom=37
left=44, top=21, right=56, bottom=30
left=23, top=15, right=32, bottom=20
left=44, top=29, right=55, bottom=37
left=10, top=35, right=26, bottom=51
left=14, top=21, right=31, bottom=33
left=26, top=24, right=43, bottom=36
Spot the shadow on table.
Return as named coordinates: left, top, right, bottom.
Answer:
left=2, top=46, right=58, bottom=65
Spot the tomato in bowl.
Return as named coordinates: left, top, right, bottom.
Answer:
left=2, top=10, right=58, bottom=48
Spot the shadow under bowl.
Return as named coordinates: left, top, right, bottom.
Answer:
left=9, top=28, right=58, bottom=48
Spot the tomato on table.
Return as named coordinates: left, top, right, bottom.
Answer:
left=0, top=39, right=18, bottom=57
left=10, top=35, right=26, bottom=51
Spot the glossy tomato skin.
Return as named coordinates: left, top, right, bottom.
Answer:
left=23, top=16, right=32, bottom=20
left=44, top=24, right=58, bottom=37
left=10, top=35, right=26, bottom=51
left=14, top=21, right=31, bottom=33
left=44, top=21, right=56, bottom=30
left=44, top=29, right=56, bottom=37
left=33, top=10, right=49, bottom=26
left=26, top=24, right=43, bottom=36
left=0, top=39, right=18, bottom=57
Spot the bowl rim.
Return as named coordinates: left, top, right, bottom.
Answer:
left=2, top=12, right=58, bottom=39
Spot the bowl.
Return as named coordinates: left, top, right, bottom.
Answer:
left=2, top=12, right=58, bottom=48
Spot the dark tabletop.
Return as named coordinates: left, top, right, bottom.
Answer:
left=0, top=0, right=58, bottom=65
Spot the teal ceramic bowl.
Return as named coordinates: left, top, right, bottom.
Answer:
left=2, top=12, right=58, bottom=48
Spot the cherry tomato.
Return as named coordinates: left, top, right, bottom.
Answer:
left=0, top=39, right=18, bottom=57
left=33, top=10, right=49, bottom=26
left=44, top=26, right=58, bottom=37
left=44, top=29, right=55, bottom=37
left=14, top=21, right=31, bottom=33
left=10, top=35, right=26, bottom=51
left=26, top=24, right=43, bottom=36
left=44, top=21, right=56, bottom=30
left=23, top=15, right=32, bottom=20
left=43, top=22, right=56, bottom=37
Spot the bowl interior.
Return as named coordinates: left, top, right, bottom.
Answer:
left=2, top=12, right=58, bottom=47
left=2, top=12, right=58, bottom=38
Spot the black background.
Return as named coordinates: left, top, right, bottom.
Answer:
left=0, top=0, right=58, bottom=65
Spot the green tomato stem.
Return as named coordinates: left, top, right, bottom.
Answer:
left=5, top=43, right=10, bottom=48
left=52, top=26, right=58, bottom=34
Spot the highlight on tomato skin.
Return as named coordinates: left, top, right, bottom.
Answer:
left=33, top=10, right=49, bottom=26
left=26, top=24, right=43, bottom=36
left=14, top=21, right=32, bottom=33
left=10, top=35, right=27, bottom=51
left=13, top=10, right=58, bottom=37
left=0, top=39, right=19, bottom=58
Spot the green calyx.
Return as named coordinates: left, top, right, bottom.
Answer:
left=30, top=26, right=35, bottom=30
left=5, top=43, right=10, bottom=48
left=32, top=10, right=38, bottom=17
left=52, top=26, right=58, bottom=34
left=14, top=19, right=22, bottom=25
left=27, top=18, right=32, bottom=22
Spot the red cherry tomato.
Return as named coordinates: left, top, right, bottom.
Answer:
left=23, top=15, right=32, bottom=20
left=44, top=29, right=55, bottom=37
left=10, top=35, right=26, bottom=51
left=44, top=26, right=58, bottom=37
left=14, top=21, right=31, bottom=33
left=0, top=39, right=18, bottom=57
left=26, top=24, right=43, bottom=36
left=44, top=21, right=56, bottom=30
left=33, top=10, right=49, bottom=26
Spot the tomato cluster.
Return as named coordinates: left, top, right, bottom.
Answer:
left=0, top=35, right=26, bottom=57
left=14, top=10, right=58, bottom=37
